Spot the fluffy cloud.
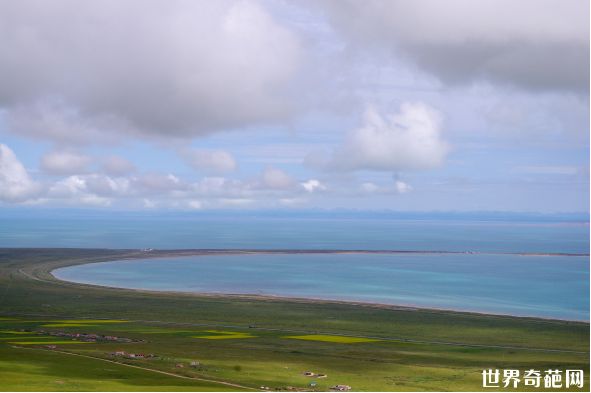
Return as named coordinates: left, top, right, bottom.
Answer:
left=0, top=142, right=414, bottom=208
left=0, top=144, right=40, bottom=202
left=0, top=0, right=301, bottom=143
left=360, top=182, right=379, bottom=193
left=181, top=149, right=237, bottom=174
left=394, top=180, right=412, bottom=194
left=260, top=167, right=294, bottom=189
left=301, top=179, right=326, bottom=193
left=85, top=175, right=131, bottom=197
left=40, top=150, right=92, bottom=175
left=47, top=174, right=130, bottom=205
left=48, top=176, right=95, bottom=197
left=325, top=103, right=448, bottom=172
left=321, top=0, right=589, bottom=93
left=48, top=176, right=113, bottom=206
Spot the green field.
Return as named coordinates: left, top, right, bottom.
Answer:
left=192, top=330, right=257, bottom=340
left=283, top=335, right=381, bottom=343
left=0, top=248, right=588, bottom=391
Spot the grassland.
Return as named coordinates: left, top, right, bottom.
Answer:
left=0, top=248, right=588, bottom=391
left=283, top=335, right=381, bottom=344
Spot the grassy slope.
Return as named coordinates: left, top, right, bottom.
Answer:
left=0, top=248, right=588, bottom=391
left=0, top=345, right=232, bottom=391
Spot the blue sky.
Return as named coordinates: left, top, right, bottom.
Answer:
left=0, top=0, right=588, bottom=212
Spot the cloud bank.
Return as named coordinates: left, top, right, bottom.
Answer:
left=0, top=1, right=586, bottom=212
left=0, top=0, right=302, bottom=143
left=321, top=0, right=589, bottom=93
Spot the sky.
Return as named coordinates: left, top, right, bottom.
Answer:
left=0, top=0, right=588, bottom=213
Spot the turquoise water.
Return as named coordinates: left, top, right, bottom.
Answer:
left=54, top=253, right=590, bottom=321
left=5, top=214, right=589, bottom=320
left=1, top=216, right=589, bottom=253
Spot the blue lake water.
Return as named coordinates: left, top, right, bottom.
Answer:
left=4, top=213, right=589, bottom=320
left=1, top=215, right=589, bottom=254
left=54, top=253, right=590, bottom=321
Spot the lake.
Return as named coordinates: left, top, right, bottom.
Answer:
left=54, top=252, right=589, bottom=321
left=1, top=215, right=589, bottom=254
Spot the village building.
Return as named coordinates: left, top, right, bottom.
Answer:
left=331, top=385, right=352, bottom=391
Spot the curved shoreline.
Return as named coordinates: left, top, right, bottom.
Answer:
left=44, top=248, right=589, bottom=324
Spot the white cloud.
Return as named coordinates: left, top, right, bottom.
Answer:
left=47, top=175, right=115, bottom=206
left=321, top=0, right=589, bottom=92
left=360, top=182, right=379, bottom=193
left=0, top=159, right=417, bottom=208
left=0, top=0, right=302, bottom=143
left=0, top=144, right=40, bottom=202
left=326, top=103, right=448, bottom=172
left=40, top=150, right=92, bottom=175
left=301, top=179, right=326, bottom=193
left=47, top=176, right=86, bottom=198
left=181, top=149, right=237, bottom=174
left=48, top=173, right=132, bottom=199
left=85, top=175, right=130, bottom=196
left=395, top=180, right=412, bottom=194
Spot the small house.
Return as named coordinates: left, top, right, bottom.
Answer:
left=331, top=385, right=351, bottom=391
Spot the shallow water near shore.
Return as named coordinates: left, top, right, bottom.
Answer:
left=54, top=252, right=589, bottom=321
